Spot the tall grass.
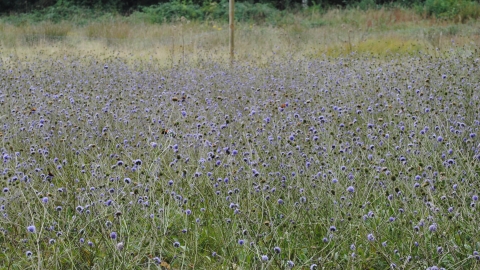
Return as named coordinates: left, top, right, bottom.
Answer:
left=1, top=5, right=480, bottom=270
left=0, top=7, right=479, bottom=63
left=1, top=33, right=480, bottom=270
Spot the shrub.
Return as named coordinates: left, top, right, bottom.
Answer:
left=139, top=1, right=204, bottom=24
left=138, top=0, right=285, bottom=25
left=423, top=0, right=480, bottom=21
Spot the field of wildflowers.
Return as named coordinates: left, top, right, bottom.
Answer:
left=0, top=48, right=479, bottom=269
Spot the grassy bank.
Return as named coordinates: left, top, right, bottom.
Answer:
left=1, top=6, right=480, bottom=65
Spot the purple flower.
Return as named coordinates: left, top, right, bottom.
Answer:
left=347, top=186, right=355, bottom=193
left=429, top=223, right=437, bottom=232
left=274, top=246, right=281, bottom=253
left=41, top=197, right=49, bottom=203
left=27, top=225, right=36, bottom=233
left=261, top=255, right=269, bottom=262
left=185, top=209, right=192, bottom=215
left=238, top=239, right=245, bottom=245
left=26, top=250, right=33, bottom=257
left=287, top=260, right=295, bottom=268
left=473, top=195, right=479, bottom=201
left=173, top=241, right=180, bottom=247
left=330, top=226, right=336, bottom=232
left=367, top=233, right=375, bottom=241
left=110, top=232, right=117, bottom=239
left=277, top=199, right=284, bottom=205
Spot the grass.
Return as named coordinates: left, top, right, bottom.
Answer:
left=0, top=7, right=480, bottom=65
left=1, top=5, right=480, bottom=269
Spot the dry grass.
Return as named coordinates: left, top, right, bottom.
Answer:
left=1, top=8, right=480, bottom=65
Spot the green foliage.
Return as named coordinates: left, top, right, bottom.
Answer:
left=423, top=0, right=480, bottom=20
left=352, top=0, right=377, bottom=10
left=139, top=1, right=204, bottom=23
left=1, top=4, right=110, bottom=25
left=233, top=1, right=286, bottom=24
left=136, top=0, right=288, bottom=25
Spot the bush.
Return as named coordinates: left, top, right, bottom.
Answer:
left=138, top=0, right=286, bottom=25
left=139, top=1, right=204, bottom=23
left=423, top=0, right=480, bottom=21
left=1, top=5, right=108, bottom=25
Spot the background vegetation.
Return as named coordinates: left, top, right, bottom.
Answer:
left=1, top=0, right=480, bottom=24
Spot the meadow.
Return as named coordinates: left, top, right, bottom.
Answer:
left=1, top=6, right=480, bottom=270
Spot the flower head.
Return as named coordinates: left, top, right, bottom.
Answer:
left=27, top=225, right=36, bottom=233
left=367, top=233, right=375, bottom=241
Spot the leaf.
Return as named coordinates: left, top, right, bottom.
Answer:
left=160, top=261, right=171, bottom=269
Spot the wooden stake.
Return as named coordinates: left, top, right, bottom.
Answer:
left=229, top=0, right=235, bottom=66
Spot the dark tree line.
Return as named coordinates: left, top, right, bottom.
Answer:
left=0, top=0, right=427, bottom=15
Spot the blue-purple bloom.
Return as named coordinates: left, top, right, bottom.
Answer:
left=367, top=233, right=375, bottom=241
left=27, top=225, right=36, bottom=233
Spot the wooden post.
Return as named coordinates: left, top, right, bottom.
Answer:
left=229, top=0, right=234, bottom=65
